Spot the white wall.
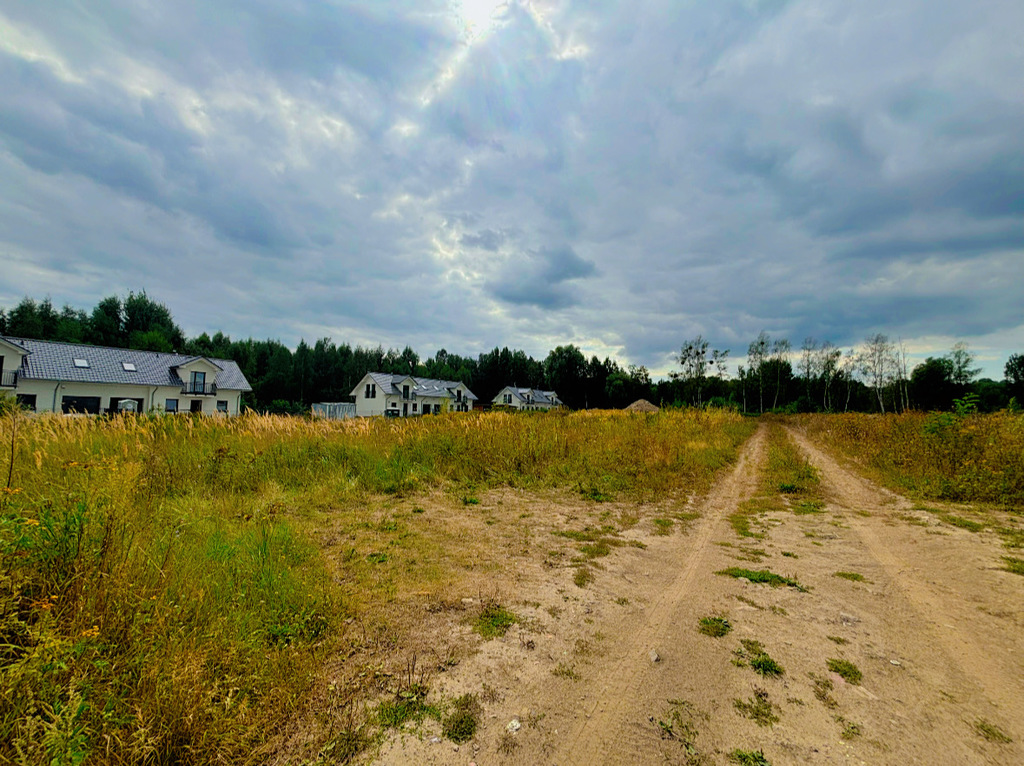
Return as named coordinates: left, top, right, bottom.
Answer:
left=13, top=378, right=244, bottom=415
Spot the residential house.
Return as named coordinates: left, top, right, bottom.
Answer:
left=0, top=336, right=252, bottom=415
left=492, top=386, right=563, bottom=411
left=350, top=372, right=477, bottom=417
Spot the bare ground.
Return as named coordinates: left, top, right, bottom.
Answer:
left=293, top=423, right=1023, bottom=765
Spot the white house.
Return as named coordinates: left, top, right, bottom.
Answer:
left=492, top=386, right=563, bottom=411
left=0, top=336, right=252, bottom=415
left=350, top=372, right=477, bottom=417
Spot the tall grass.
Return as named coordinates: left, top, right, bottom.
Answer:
left=798, top=411, right=1024, bottom=505
left=1, top=408, right=754, bottom=763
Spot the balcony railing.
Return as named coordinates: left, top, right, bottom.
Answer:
left=181, top=382, right=217, bottom=396
left=0, top=370, right=16, bottom=387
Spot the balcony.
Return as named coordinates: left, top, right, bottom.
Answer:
left=0, top=370, right=16, bottom=388
left=181, top=382, right=217, bottom=396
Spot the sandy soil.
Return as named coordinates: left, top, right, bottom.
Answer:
left=359, top=423, right=1023, bottom=765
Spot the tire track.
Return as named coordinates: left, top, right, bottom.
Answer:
left=787, top=427, right=1024, bottom=753
left=556, top=424, right=767, bottom=765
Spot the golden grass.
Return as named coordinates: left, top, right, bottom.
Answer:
left=797, top=412, right=1024, bottom=505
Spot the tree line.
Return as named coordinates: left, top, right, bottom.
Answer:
left=2, top=295, right=1021, bottom=413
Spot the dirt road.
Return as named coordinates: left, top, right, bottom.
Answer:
left=374, top=424, right=1023, bottom=765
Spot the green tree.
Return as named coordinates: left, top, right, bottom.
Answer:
left=544, top=345, right=588, bottom=409
left=88, top=295, right=124, bottom=346
left=1005, top=353, right=1024, bottom=402
left=909, top=357, right=955, bottom=411
left=6, top=298, right=44, bottom=339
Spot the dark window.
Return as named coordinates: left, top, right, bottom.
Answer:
left=217, top=400, right=228, bottom=413
left=190, top=400, right=203, bottom=413
left=165, top=399, right=178, bottom=413
left=365, top=383, right=370, bottom=398
left=412, top=403, right=417, bottom=412
left=403, top=384, right=410, bottom=399
left=456, top=389, right=462, bottom=402
left=61, top=396, right=101, bottom=414
left=16, top=394, right=36, bottom=412
left=434, top=405, right=441, bottom=414
left=191, top=371, right=205, bottom=387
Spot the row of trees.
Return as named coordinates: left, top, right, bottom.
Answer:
left=668, top=332, right=1023, bottom=414
left=2, top=295, right=1021, bottom=413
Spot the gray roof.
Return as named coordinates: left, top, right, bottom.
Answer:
left=497, top=387, right=561, bottom=406
left=2, top=336, right=252, bottom=391
left=361, top=372, right=477, bottom=401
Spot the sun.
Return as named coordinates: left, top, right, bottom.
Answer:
left=453, top=0, right=508, bottom=39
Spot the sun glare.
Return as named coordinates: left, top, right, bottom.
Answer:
left=454, top=0, right=508, bottom=39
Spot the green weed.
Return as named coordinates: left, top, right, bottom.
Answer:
left=716, top=568, right=807, bottom=591
left=442, top=694, right=481, bottom=743
left=473, top=603, right=518, bottom=639
left=974, top=718, right=1012, bottom=743
left=733, top=687, right=779, bottom=727
left=697, top=616, right=732, bottom=638
left=729, top=750, right=771, bottom=766
left=1001, top=556, right=1024, bottom=576
left=827, top=658, right=862, bottom=685
left=832, top=571, right=866, bottom=582
left=733, top=639, right=784, bottom=677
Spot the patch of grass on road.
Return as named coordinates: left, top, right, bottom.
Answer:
left=716, top=567, right=807, bottom=592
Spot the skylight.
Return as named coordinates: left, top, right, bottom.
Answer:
left=73, top=358, right=89, bottom=368
left=122, top=362, right=137, bottom=371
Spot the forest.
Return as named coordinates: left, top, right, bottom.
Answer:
left=1, top=293, right=1021, bottom=414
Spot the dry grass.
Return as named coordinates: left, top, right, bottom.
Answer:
left=797, top=412, right=1024, bottom=505
left=0, top=406, right=755, bottom=764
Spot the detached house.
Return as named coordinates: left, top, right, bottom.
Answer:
left=0, top=336, right=252, bottom=415
left=351, top=372, right=477, bottom=417
left=492, top=386, right=563, bottom=411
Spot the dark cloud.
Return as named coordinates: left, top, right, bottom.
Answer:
left=488, top=246, right=597, bottom=309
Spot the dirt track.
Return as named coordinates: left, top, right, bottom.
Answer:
left=373, top=424, right=1024, bottom=765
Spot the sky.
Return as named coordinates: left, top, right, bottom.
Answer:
left=1, top=0, right=1021, bottom=379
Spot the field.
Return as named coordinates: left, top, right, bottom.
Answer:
left=1, top=407, right=1022, bottom=765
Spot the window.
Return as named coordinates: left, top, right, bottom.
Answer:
left=165, top=399, right=178, bottom=413
left=190, top=400, right=203, bottom=413
left=191, top=370, right=205, bottom=387
left=73, top=358, right=89, bottom=368
left=403, top=384, right=410, bottom=399
left=412, top=403, right=417, bottom=412
left=456, top=389, right=462, bottom=402
left=122, top=362, right=137, bottom=371
left=16, top=394, right=36, bottom=412
left=217, top=400, right=228, bottom=413
left=365, top=383, right=376, bottom=398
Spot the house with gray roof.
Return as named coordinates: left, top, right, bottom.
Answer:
left=350, top=372, right=477, bottom=417
left=0, top=336, right=252, bottom=415
left=492, top=386, right=563, bottom=411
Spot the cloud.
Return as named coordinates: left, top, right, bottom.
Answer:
left=0, top=0, right=1022, bottom=379
left=488, top=246, right=597, bottom=309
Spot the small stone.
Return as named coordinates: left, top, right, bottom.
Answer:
left=506, top=719, right=522, bottom=733
left=840, top=612, right=860, bottom=626
left=649, top=650, right=661, bottom=663
left=452, top=744, right=459, bottom=752
left=890, top=659, right=901, bottom=666
left=430, top=737, right=441, bottom=744
left=461, top=598, right=475, bottom=605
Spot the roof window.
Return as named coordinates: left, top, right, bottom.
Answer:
left=122, top=362, right=137, bottom=371
left=73, top=358, right=90, bottom=368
